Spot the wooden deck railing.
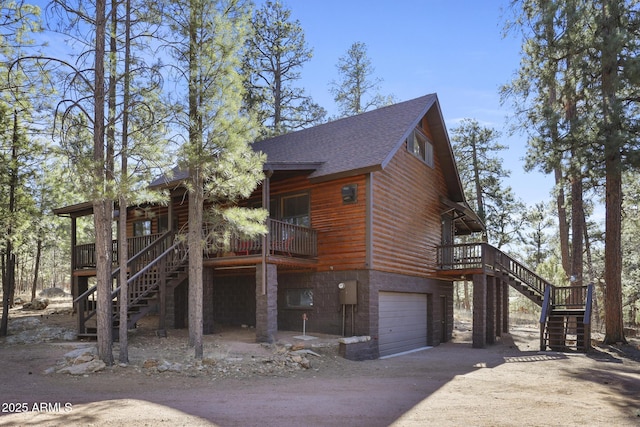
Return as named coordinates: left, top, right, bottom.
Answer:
left=74, top=233, right=164, bottom=269
left=73, top=219, right=317, bottom=270
left=209, top=218, right=317, bottom=257
left=437, top=242, right=592, bottom=309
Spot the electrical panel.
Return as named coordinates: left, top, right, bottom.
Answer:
left=339, top=280, right=358, bottom=305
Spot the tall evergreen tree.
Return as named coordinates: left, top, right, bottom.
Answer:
left=243, top=0, right=325, bottom=136
left=450, top=118, right=523, bottom=247
left=329, top=41, right=395, bottom=117
left=504, top=0, right=640, bottom=343
left=0, top=0, right=47, bottom=336
left=159, top=0, right=265, bottom=358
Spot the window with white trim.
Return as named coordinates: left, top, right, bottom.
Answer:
left=407, top=128, right=434, bottom=168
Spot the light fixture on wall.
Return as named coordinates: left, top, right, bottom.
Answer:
left=341, top=184, right=357, bottom=204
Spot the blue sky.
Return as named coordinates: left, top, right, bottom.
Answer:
left=32, top=0, right=554, bottom=206
left=284, top=0, right=556, bottom=206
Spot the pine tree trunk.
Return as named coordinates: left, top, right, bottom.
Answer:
left=31, top=237, right=42, bottom=301
left=94, top=199, right=114, bottom=364
left=603, top=150, right=625, bottom=343
left=118, top=195, right=129, bottom=364
left=555, top=169, right=571, bottom=281
left=601, top=0, right=626, bottom=344
left=93, top=0, right=114, bottom=365
left=188, top=169, right=204, bottom=359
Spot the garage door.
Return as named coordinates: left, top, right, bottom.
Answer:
left=378, top=292, right=427, bottom=357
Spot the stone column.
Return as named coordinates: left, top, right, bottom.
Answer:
left=495, top=278, right=502, bottom=338
left=256, top=263, right=278, bottom=343
left=472, top=273, right=487, bottom=348
left=486, top=276, right=496, bottom=345
left=202, top=267, right=214, bottom=334
left=502, top=280, right=510, bottom=333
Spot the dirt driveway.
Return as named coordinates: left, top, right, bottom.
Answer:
left=1, top=298, right=639, bottom=426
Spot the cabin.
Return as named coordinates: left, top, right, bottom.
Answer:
left=54, top=94, right=593, bottom=358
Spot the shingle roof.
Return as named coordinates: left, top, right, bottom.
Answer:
left=149, top=93, right=465, bottom=203
left=254, top=93, right=439, bottom=182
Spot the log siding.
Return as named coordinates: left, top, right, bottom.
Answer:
left=371, top=139, right=448, bottom=277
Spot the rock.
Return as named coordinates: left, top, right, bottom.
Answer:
left=299, top=357, right=311, bottom=369
left=142, top=359, right=159, bottom=368
left=58, top=359, right=106, bottom=375
left=23, top=298, right=49, bottom=310
left=290, top=344, right=306, bottom=351
left=73, top=354, right=96, bottom=365
left=291, top=349, right=321, bottom=357
left=13, top=297, right=24, bottom=305
left=202, top=358, right=217, bottom=366
left=156, top=360, right=182, bottom=373
left=39, top=287, right=66, bottom=298
left=338, top=335, right=371, bottom=345
left=42, top=367, right=57, bottom=375
left=10, top=317, right=41, bottom=331
left=63, top=347, right=97, bottom=363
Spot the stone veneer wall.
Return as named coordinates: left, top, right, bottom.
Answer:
left=170, top=266, right=454, bottom=352
left=277, top=270, right=370, bottom=337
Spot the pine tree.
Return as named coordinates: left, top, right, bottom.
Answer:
left=329, top=42, right=395, bottom=117
left=0, top=1, right=47, bottom=336
left=159, top=0, right=265, bottom=358
left=243, top=0, right=326, bottom=136
left=450, top=118, right=523, bottom=247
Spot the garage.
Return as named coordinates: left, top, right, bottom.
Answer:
left=378, top=291, right=428, bottom=357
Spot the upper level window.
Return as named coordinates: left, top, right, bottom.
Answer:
left=249, top=192, right=310, bottom=227
left=281, top=193, right=310, bottom=227
left=407, top=128, right=434, bottom=168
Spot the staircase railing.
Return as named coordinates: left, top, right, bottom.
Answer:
left=438, top=243, right=553, bottom=300
left=539, top=285, right=552, bottom=351
left=583, top=283, right=593, bottom=351
left=74, top=231, right=179, bottom=336
left=112, top=238, right=189, bottom=328
left=437, top=242, right=593, bottom=353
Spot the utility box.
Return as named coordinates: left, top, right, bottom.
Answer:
left=339, top=280, right=358, bottom=305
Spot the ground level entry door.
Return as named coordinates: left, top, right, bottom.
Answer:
left=378, top=292, right=428, bottom=357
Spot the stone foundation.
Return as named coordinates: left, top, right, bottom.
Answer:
left=338, top=336, right=378, bottom=361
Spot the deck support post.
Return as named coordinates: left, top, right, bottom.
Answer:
left=495, top=277, right=502, bottom=338
left=256, top=263, right=277, bottom=343
left=486, top=275, right=496, bottom=344
left=472, top=273, right=487, bottom=348
left=502, top=279, right=509, bottom=333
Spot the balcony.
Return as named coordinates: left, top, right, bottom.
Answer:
left=72, top=218, right=317, bottom=271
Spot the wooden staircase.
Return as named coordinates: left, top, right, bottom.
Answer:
left=74, top=231, right=188, bottom=340
left=439, top=243, right=593, bottom=352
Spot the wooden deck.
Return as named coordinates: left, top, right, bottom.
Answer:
left=72, top=218, right=317, bottom=272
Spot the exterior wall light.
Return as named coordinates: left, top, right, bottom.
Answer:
left=341, top=184, right=357, bottom=204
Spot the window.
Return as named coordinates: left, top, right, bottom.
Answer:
left=407, top=128, right=434, bottom=168
left=281, top=193, right=310, bottom=226
left=249, top=192, right=310, bottom=226
left=158, top=215, right=169, bottom=233
left=285, top=288, right=313, bottom=308
left=133, top=220, right=152, bottom=236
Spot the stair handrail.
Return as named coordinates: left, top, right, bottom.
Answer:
left=73, top=230, right=175, bottom=305
left=112, top=239, right=188, bottom=308
left=539, top=284, right=552, bottom=351
left=74, top=230, right=178, bottom=334
left=584, top=283, right=593, bottom=325
left=492, top=245, right=552, bottom=299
